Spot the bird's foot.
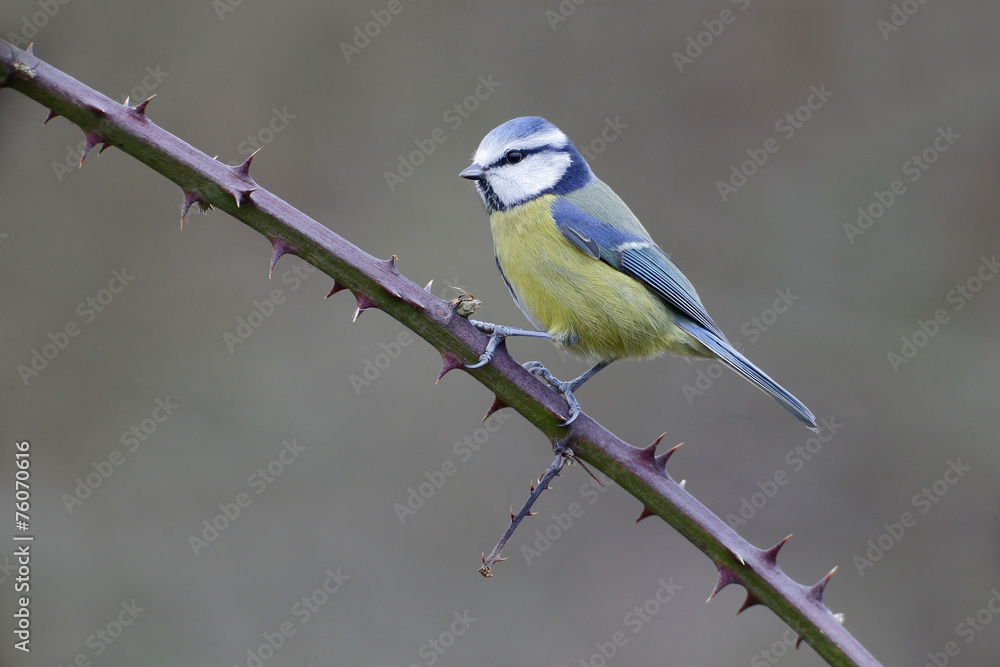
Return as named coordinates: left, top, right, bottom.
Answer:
left=466, top=321, right=551, bottom=369
left=523, top=361, right=583, bottom=426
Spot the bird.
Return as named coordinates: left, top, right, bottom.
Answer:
left=459, top=116, right=816, bottom=431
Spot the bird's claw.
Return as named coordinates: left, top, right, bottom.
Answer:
left=465, top=323, right=509, bottom=369
left=523, top=361, right=582, bottom=426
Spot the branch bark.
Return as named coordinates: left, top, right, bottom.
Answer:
left=0, top=40, right=882, bottom=667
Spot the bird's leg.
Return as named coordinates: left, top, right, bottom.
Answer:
left=466, top=320, right=553, bottom=369
left=522, top=360, right=612, bottom=426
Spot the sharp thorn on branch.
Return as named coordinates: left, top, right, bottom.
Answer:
left=707, top=564, right=742, bottom=603
left=436, top=351, right=465, bottom=384
left=131, top=94, right=155, bottom=116
left=640, top=432, right=667, bottom=459
left=736, top=592, right=763, bottom=615
left=325, top=281, right=347, bottom=299
left=234, top=147, right=261, bottom=179
left=268, top=238, right=295, bottom=278
left=352, top=292, right=379, bottom=323
left=762, top=534, right=793, bottom=567
left=808, top=566, right=838, bottom=604
left=655, top=443, right=683, bottom=470
left=635, top=505, right=656, bottom=523
left=481, top=395, right=509, bottom=422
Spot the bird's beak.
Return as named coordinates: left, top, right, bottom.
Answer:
left=460, top=165, right=485, bottom=180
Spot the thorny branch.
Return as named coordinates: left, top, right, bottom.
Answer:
left=0, top=40, right=881, bottom=667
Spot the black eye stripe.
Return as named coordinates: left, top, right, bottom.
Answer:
left=488, top=146, right=549, bottom=169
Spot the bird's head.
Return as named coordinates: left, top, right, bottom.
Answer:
left=460, top=116, right=592, bottom=213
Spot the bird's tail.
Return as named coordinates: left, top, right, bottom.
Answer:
left=679, top=322, right=817, bottom=431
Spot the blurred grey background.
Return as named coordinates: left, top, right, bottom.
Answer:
left=2, top=2, right=999, bottom=665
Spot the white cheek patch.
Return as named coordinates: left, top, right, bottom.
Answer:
left=488, top=151, right=571, bottom=207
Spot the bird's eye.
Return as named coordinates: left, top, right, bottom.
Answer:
left=505, top=150, right=523, bottom=164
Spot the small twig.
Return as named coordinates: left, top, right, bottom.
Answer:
left=480, top=444, right=571, bottom=577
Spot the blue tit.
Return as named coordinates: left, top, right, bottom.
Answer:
left=460, top=116, right=816, bottom=431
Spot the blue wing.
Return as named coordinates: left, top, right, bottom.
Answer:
left=551, top=196, right=817, bottom=430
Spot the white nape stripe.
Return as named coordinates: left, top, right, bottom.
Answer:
left=473, top=127, right=568, bottom=168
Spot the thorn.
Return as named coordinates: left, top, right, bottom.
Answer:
left=481, top=395, right=509, bottom=422
left=352, top=292, right=378, bottom=323
left=679, top=479, right=687, bottom=489
left=26, top=43, right=35, bottom=57
left=808, top=566, right=838, bottom=604
left=640, top=432, right=667, bottom=460
left=736, top=592, right=763, bottom=615
left=654, top=442, right=683, bottom=470
left=180, top=190, right=200, bottom=229
left=436, top=351, right=464, bottom=383
left=325, top=281, right=347, bottom=299
left=424, top=279, right=434, bottom=292
left=232, top=188, right=257, bottom=208
left=796, top=636, right=805, bottom=649
left=79, top=130, right=106, bottom=167
left=707, top=564, right=741, bottom=603
left=382, top=255, right=399, bottom=272
left=234, top=147, right=261, bottom=178
left=43, top=110, right=59, bottom=124
left=509, top=507, right=515, bottom=521
left=762, top=534, right=793, bottom=567
left=131, top=93, right=155, bottom=116
left=635, top=506, right=656, bottom=523
left=268, top=238, right=295, bottom=278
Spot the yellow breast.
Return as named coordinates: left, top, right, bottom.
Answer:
left=490, top=195, right=701, bottom=362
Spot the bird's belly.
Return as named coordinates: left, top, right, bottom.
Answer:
left=490, top=196, right=705, bottom=362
